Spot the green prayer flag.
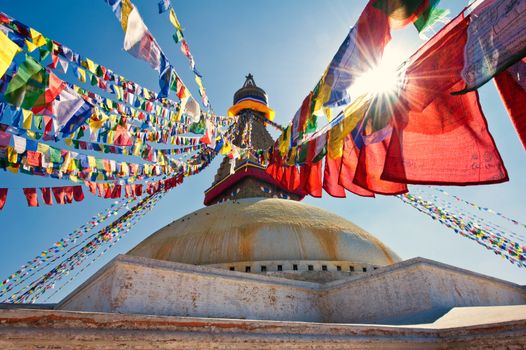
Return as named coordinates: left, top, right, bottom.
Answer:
left=33, top=114, right=43, bottom=130
left=414, top=6, right=449, bottom=33
left=297, top=141, right=309, bottom=165
left=49, top=147, right=62, bottom=163
left=172, top=30, right=184, bottom=44
left=4, top=54, right=46, bottom=109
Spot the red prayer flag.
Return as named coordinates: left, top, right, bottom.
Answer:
left=111, top=184, right=122, bottom=198
left=301, top=141, right=323, bottom=198
left=382, top=14, right=508, bottom=185
left=354, top=125, right=407, bottom=195
left=63, top=186, right=74, bottom=203
left=494, top=59, right=526, bottom=151
left=0, top=188, right=8, bottom=210
left=23, top=188, right=39, bottom=207
left=40, top=187, right=53, bottom=205
left=86, top=181, right=97, bottom=195
left=114, top=124, right=132, bottom=146
left=26, top=150, right=42, bottom=167
left=104, top=184, right=112, bottom=199
left=134, top=184, right=143, bottom=197
left=339, top=134, right=374, bottom=197
left=73, top=186, right=84, bottom=202
left=323, top=156, right=346, bottom=198
left=52, top=187, right=65, bottom=204
left=32, top=71, right=66, bottom=115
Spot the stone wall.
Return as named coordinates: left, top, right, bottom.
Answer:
left=59, top=255, right=321, bottom=322
left=321, top=259, right=526, bottom=324
left=58, top=255, right=526, bottom=325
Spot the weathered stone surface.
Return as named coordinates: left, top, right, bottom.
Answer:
left=57, top=255, right=526, bottom=325
left=127, top=198, right=400, bottom=270
left=0, top=308, right=525, bottom=350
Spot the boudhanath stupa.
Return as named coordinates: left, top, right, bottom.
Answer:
left=0, top=76, right=525, bottom=349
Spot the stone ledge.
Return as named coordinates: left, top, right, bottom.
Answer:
left=0, top=308, right=525, bottom=350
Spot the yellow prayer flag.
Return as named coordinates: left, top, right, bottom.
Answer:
left=26, top=130, right=37, bottom=140
left=195, top=75, right=204, bottom=89
left=22, top=110, right=33, bottom=129
left=87, top=156, right=96, bottom=168
left=121, top=0, right=133, bottom=31
left=7, top=165, right=18, bottom=174
left=37, top=143, right=49, bottom=154
left=29, top=28, right=47, bottom=47
left=120, top=162, right=129, bottom=176
left=24, top=39, right=38, bottom=53
left=77, top=68, right=86, bottom=83
left=107, top=130, right=114, bottom=145
left=84, top=58, right=96, bottom=73
left=7, top=147, right=17, bottom=164
left=286, top=147, right=297, bottom=166
left=220, top=142, right=232, bottom=156
left=169, top=8, right=182, bottom=31
left=0, top=31, right=21, bottom=79
left=327, top=95, right=371, bottom=159
left=278, top=126, right=291, bottom=157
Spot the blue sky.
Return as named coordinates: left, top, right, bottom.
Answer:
left=0, top=0, right=524, bottom=302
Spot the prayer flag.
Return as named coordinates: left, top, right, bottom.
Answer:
left=123, top=5, right=162, bottom=72
left=23, top=188, right=39, bottom=207
left=323, top=156, right=346, bottom=198
left=169, top=8, right=182, bottom=31
left=339, top=133, right=374, bottom=197
left=382, top=14, right=508, bottom=186
left=73, top=186, right=84, bottom=202
left=26, top=150, right=42, bottom=167
left=494, top=59, right=526, bottom=150
left=64, top=186, right=74, bottom=204
left=158, top=0, right=171, bottom=13
left=4, top=54, right=45, bottom=110
left=323, top=2, right=390, bottom=108
left=52, top=187, right=65, bottom=204
left=372, top=0, right=448, bottom=32
left=0, top=188, right=7, bottom=210
left=40, top=187, right=53, bottom=205
left=53, top=85, right=93, bottom=137
left=0, top=30, right=21, bottom=79
left=456, top=0, right=526, bottom=93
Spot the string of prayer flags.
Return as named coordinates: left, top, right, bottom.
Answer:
left=3, top=192, right=164, bottom=303
left=397, top=192, right=526, bottom=268
left=20, top=186, right=85, bottom=207
left=162, top=3, right=211, bottom=108
left=103, top=0, right=195, bottom=104
left=0, top=197, right=138, bottom=298
left=266, top=0, right=513, bottom=199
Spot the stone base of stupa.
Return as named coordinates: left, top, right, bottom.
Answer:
left=0, top=305, right=525, bottom=349
left=1, top=255, right=525, bottom=349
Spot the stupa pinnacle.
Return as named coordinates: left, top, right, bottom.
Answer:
left=204, top=75, right=304, bottom=205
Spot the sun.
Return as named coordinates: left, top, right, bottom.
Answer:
left=348, top=43, right=406, bottom=98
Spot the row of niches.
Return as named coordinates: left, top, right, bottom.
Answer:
left=208, top=261, right=382, bottom=274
